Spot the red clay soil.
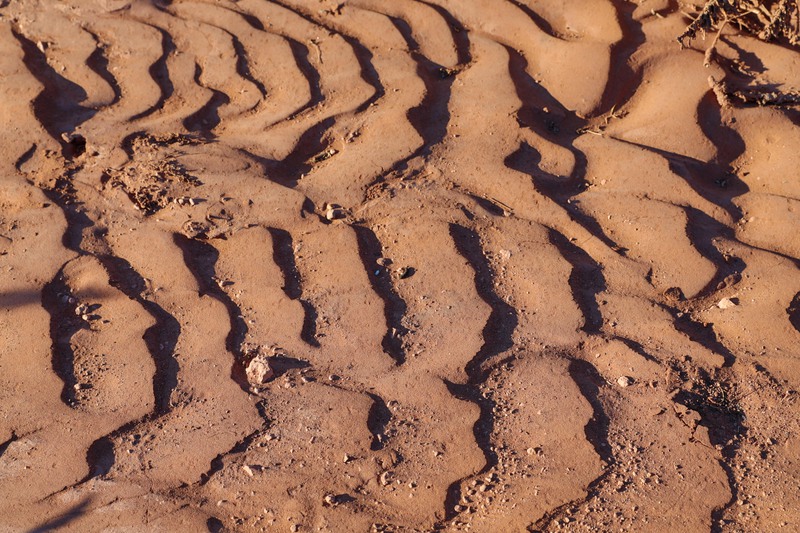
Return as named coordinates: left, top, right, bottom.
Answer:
left=1, top=1, right=799, bottom=532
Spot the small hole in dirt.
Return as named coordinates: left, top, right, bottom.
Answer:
left=68, top=135, right=87, bottom=157
left=207, top=517, right=224, bottom=533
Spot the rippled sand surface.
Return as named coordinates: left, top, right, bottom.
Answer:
left=1, top=1, right=800, bottom=531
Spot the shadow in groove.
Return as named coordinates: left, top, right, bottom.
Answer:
left=530, top=358, right=614, bottom=531
left=268, top=227, right=320, bottom=347
left=439, top=224, right=517, bottom=521
left=12, top=30, right=96, bottom=157
left=26, top=498, right=92, bottom=533
left=503, top=46, right=621, bottom=251
left=547, top=227, right=606, bottom=333
left=789, top=292, right=800, bottom=335
left=353, top=225, right=408, bottom=365
left=99, top=254, right=181, bottom=414
left=173, top=234, right=249, bottom=389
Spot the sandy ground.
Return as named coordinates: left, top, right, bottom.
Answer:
left=1, top=0, right=799, bottom=531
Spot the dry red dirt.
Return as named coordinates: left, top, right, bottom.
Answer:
left=1, top=1, right=799, bottom=532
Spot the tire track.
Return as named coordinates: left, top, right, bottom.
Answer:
left=503, top=45, right=621, bottom=251
left=178, top=4, right=283, bottom=109
left=70, top=17, right=167, bottom=128
left=441, top=223, right=518, bottom=521
left=682, top=206, right=745, bottom=299
left=353, top=225, right=408, bottom=365
left=417, top=0, right=471, bottom=66
left=198, top=400, right=270, bottom=485
left=98, top=255, right=180, bottom=414
left=159, top=4, right=267, bottom=121
left=293, top=224, right=394, bottom=375
left=531, top=358, right=614, bottom=530
left=504, top=0, right=562, bottom=40
left=226, top=30, right=268, bottom=100
left=130, top=8, right=224, bottom=131
left=449, top=224, right=517, bottom=380
left=669, top=365, right=746, bottom=533
left=40, top=268, right=83, bottom=407
left=264, top=116, right=336, bottom=183
left=664, top=303, right=738, bottom=367
left=183, top=63, right=231, bottom=136
left=219, top=2, right=324, bottom=120
left=608, top=134, right=748, bottom=222
left=83, top=27, right=122, bottom=107
left=128, top=24, right=175, bottom=121
left=2, top=1, right=797, bottom=529
left=225, top=0, right=385, bottom=183
left=268, top=0, right=385, bottom=112
left=132, top=4, right=242, bottom=134
left=173, top=234, right=249, bottom=389
left=381, top=12, right=460, bottom=172
left=283, top=36, right=325, bottom=117
left=11, top=29, right=96, bottom=154
left=268, top=227, right=320, bottom=347
left=354, top=0, right=472, bottom=182
left=593, top=0, right=646, bottom=117
left=546, top=227, right=606, bottom=333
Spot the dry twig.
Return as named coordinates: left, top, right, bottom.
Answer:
left=678, top=0, right=800, bottom=48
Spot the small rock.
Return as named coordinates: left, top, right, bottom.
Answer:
left=717, top=297, right=738, bottom=309
left=246, top=353, right=275, bottom=387
left=313, top=147, right=338, bottom=163
left=617, top=376, right=634, bottom=388
left=242, top=464, right=254, bottom=477
left=323, top=493, right=351, bottom=506
left=324, top=203, right=346, bottom=221
left=379, top=471, right=392, bottom=486
left=498, top=249, right=512, bottom=261
left=343, top=454, right=353, bottom=463
left=396, top=266, right=415, bottom=279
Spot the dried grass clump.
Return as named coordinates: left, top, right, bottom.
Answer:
left=709, top=75, right=800, bottom=106
left=678, top=0, right=800, bottom=47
